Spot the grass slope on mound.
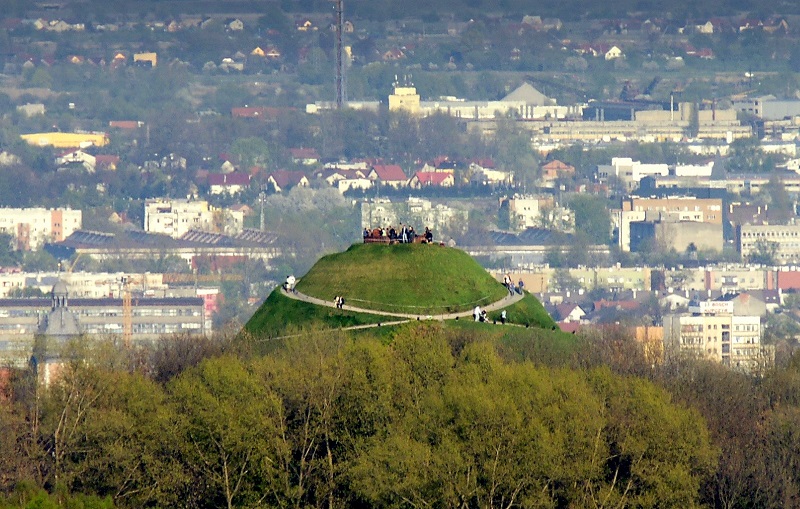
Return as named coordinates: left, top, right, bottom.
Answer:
left=244, top=288, right=395, bottom=337
left=295, top=243, right=508, bottom=314
left=486, top=293, right=557, bottom=329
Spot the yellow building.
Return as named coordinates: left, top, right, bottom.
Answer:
left=21, top=132, right=109, bottom=148
left=133, top=52, right=157, bottom=67
left=388, top=84, right=420, bottom=114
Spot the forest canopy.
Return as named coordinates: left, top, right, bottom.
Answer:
left=0, top=324, right=717, bottom=508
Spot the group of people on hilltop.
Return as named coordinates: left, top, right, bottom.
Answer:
left=363, top=225, right=434, bottom=244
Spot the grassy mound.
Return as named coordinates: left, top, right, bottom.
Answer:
left=486, top=293, right=557, bottom=329
left=294, top=243, right=508, bottom=314
left=244, top=288, right=395, bottom=337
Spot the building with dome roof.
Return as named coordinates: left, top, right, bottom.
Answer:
left=37, top=280, right=82, bottom=342
left=0, top=281, right=207, bottom=368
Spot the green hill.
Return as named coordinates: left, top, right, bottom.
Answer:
left=245, top=243, right=556, bottom=335
left=294, top=243, right=508, bottom=314
left=243, top=288, right=395, bottom=337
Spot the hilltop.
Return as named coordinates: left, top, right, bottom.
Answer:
left=295, top=243, right=508, bottom=314
left=245, top=243, right=556, bottom=335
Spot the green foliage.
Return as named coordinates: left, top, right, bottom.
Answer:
left=229, top=137, right=270, bottom=169
left=749, top=238, right=778, bottom=265
left=170, top=356, right=286, bottom=508
left=570, top=195, right=612, bottom=245
left=761, top=173, right=793, bottom=224
left=492, top=117, right=540, bottom=187
left=0, top=233, right=21, bottom=267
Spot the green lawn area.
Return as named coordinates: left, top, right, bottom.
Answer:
left=244, top=288, right=396, bottom=337
left=485, top=292, right=557, bottom=329
left=294, top=243, right=508, bottom=314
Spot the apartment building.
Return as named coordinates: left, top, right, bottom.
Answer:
left=0, top=208, right=82, bottom=251
left=664, top=300, right=768, bottom=372
left=144, top=199, right=244, bottom=238
left=738, top=224, right=800, bottom=264
left=615, top=196, right=723, bottom=251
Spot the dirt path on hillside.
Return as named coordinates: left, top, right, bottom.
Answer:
left=280, top=286, right=524, bottom=320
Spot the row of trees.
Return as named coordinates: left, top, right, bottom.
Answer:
left=6, top=318, right=800, bottom=507
left=0, top=325, right=718, bottom=508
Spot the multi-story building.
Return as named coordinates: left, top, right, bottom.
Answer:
left=0, top=281, right=209, bottom=367
left=738, top=224, right=800, bottom=264
left=629, top=220, right=724, bottom=253
left=615, top=196, right=723, bottom=252
left=0, top=271, right=169, bottom=298
left=144, top=199, right=244, bottom=238
left=597, top=157, right=669, bottom=190
left=663, top=300, right=768, bottom=372
left=0, top=207, right=82, bottom=250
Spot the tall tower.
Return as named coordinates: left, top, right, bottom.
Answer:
left=333, top=0, right=346, bottom=109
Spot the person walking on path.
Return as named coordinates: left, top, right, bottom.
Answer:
left=474, top=305, right=481, bottom=321
left=501, top=310, right=507, bottom=324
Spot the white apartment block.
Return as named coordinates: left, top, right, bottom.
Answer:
left=144, top=199, right=244, bottom=239
left=664, top=303, right=767, bottom=373
left=0, top=208, right=82, bottom=250
left=0, top=271, right=168, bottom=299
left=739, top=224, right=800, bottom=264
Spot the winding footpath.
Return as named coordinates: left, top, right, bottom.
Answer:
left=280, top=286, right=524, bottom=323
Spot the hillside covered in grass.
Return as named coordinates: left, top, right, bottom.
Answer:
left=294, top=243, right=508, bottom=314
left=243, top=288, right=394, bottom=337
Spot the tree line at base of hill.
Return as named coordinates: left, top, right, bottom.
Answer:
left=1, top=323, right=800, bottom=508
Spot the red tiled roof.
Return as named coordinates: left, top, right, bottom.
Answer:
left=289, top=147, right=320, bottom=160
left=269, top=170, right=307, bottom=189
left=95, top=155, right=120, bottom=166
left=109, top=120, right=141, bottom=129
left=413, top=172, right=451, bottom=186
left=541, top=159, right=574, bottom=170
left=208, top=172, right=251, bottom=186
left=372, top=164, right=406, bottom=181
left=469, top=158, right=495, bottom=169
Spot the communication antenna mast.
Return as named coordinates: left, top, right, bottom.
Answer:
left=332, top=0, right=346, bottom=108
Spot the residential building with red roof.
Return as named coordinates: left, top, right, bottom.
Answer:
left=408, top=171, right=455, bottom=189
left=541, top=160, right=576, bottom=183
left=208, top=172, right=251, bottom=195
left=289, top=148, right=320, bottom=165
left=267, top=170, right=310, bottom=192
left=368, top=165, right=407, bottom=188
left=95, top=155, right=120, bottom=170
